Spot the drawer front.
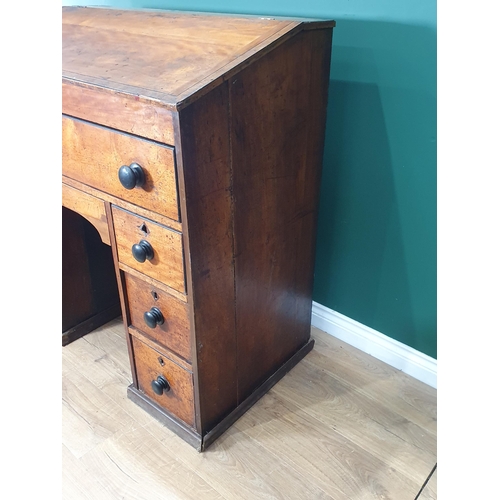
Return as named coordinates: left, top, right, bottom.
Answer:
left=62, top=116, right=179, bottom=221
left=124, top=273, right=191, bottom=361
left=112, top=207, right=185, bottom=293
left=132, top=336, right=194, bottom=426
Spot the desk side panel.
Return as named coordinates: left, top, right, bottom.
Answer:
left=230, top=28, right=333, bottom=402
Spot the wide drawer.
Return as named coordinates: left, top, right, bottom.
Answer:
left=124, top=273, right=191, bottom=361
left=132, top=336, right=195, bottom=427
left=112, top=206, right=185, bottom=293
left=62, top=116, right=179, bottom=221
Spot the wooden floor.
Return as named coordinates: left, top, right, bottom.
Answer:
left=62, top=318, right=437, bottom=500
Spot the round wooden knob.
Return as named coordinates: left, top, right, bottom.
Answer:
left=118, top=163, right=145, bottom=190
left=151, top=375, right=170, bottom=395
left=131, top=240, right=154, bottom=263
left=144, top=307, right=164, bottom=329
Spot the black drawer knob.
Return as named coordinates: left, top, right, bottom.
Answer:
left=131, top=240, right=154, bottom=263
left=151, top=375, right=170, bottom=395
left=144, top=307, right=164, bottom=329
left=118, top=163, right=145, bottom=190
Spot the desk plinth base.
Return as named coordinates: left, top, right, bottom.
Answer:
left=127, top=338, right=315, bottom=451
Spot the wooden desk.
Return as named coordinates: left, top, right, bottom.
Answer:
left=62, top=6, right=334, bottom=451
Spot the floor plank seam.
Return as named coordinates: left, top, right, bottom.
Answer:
left=414, top=463, right=437, bottom=500
left=380, top=422, right=431, bottom=454
left=103, top=450, right=141, bottom=485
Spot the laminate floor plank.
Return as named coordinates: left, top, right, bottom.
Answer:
left=64, top=319, right=156, bottom=429
left=145, top=418, right=335, bottom=500
left=79, top=425, right=224, bottom=500
left=417, top=465, right=437, bottom=500
left=312, top=328, right=437, bottom=435
left=233, top=390, right=422, bottom=500
left=62, top=330, right=130, bottom=393
left=63, top=318, right=131, bottom=389
left=273, top=357, right=436, bottom=485
left=62, top=320, right=437, bottom=500
left=62, top=360, right=142, bottom=459
left=62, top=444, right=116, bottom=500
left=303, top=350, right=435, bottom=454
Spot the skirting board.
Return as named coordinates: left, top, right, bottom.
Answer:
left=311, top=302, right=437, bottom=389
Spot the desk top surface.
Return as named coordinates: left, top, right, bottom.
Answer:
left=62, top=7, right=335, bottom=109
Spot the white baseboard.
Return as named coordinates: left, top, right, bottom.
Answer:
left=311, top=301, right=437, bottom=389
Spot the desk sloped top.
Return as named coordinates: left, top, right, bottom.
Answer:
left=62, top=6, right=335, bottom=110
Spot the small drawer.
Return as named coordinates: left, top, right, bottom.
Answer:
left=132, top=336, right=195, bottom=427
left=124, top=273, right=191, bottom=361
left=62, top=116, right=179, bottom=221
left=112, top=207, right=185, bottom=293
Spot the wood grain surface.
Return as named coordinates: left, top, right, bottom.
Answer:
left=62, top=81, right=176, bottom=145
left=131, top=336, right=195, bottom=427
left=62, top=7, right=299, bottom=107
left=231, top=28, right=332, bottom=402
left=112, top=207, right=185, bottom=293
left=62, top=183, right=110, bottom=245
left=178, top=83, right=237, bottom=434
left=124, top=272, right=191, bottom=361
left=62, top=207, right=120, bottom=341
left=62, top=320, right=437, bottom=500
left=62, top=116, right=179, bottom=221
left=62, top=175, right=183, bottom=233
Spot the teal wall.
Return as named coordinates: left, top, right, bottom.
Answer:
left=63, top=1, right=437, bottom=358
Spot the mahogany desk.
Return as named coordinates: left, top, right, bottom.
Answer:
left=62, top=6, right=334, bottom=451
